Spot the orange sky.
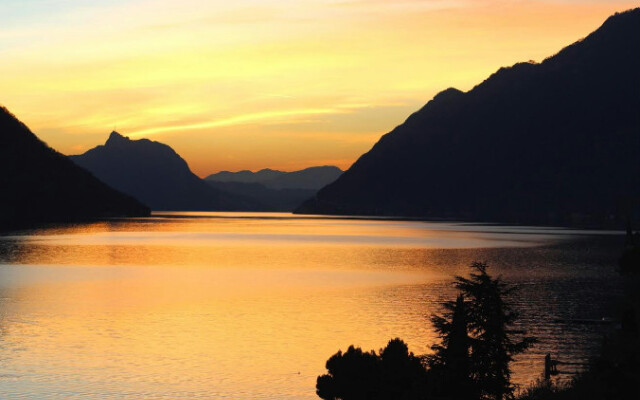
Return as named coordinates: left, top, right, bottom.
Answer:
left=0, top=0, right=636, bottom=176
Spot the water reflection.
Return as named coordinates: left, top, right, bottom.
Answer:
left=0, top=213, right=625, bottom=399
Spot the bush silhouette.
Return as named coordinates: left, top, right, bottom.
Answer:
left=316, top=263, right=536, bottom=400
left=316, top=338, right=429, bottom=400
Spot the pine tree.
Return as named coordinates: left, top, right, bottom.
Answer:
left=456, top=262, right=536, bottom=400
left=431, top=262, right=536, bottom=400
left=429, top=294, right=475, bottom=399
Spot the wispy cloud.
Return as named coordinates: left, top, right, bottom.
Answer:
left=128, top=108, right=349, bottom=138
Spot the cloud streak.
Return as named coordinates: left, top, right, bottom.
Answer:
left=128, top=108, right=349, bottom=138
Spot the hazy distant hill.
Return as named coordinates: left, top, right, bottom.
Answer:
left=208, top=168, right=285, bottom=185
left=205, top=166, right=342, bottom=211
left=0, top=107, right=149, bottom=228
left=296, top=9, right=640, bottom=226
left=206, top=166, right=342, bottom=190
left=71, top=132, right=259, bottom=211
left=206, top=181, right=316, bottom=212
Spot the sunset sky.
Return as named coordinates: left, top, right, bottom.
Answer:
left=0, top=0, right=636, bottom=176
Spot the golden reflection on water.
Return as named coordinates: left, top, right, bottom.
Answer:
left=0, top=213, right=624, bottom=399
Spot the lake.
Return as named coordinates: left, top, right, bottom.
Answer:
left=0, top=212, right=625, bottom=399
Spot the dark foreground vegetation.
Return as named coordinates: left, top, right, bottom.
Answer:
left=317, top=241, right=640, bottom=400
left=317, top=263, right=536, bottom=400
left=517, top=234, right=640, bottom=400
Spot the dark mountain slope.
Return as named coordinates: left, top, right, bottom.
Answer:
left=296, top=9, right=640, bottom=226
left=0, top=107, right=149, bottom=228
left=71, top=132, right=259, bottom=211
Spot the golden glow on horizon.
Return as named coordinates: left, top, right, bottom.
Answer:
left=0, top=0, right=636, bottom=175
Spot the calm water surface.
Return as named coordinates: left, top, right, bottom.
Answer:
left=0, top=212, right=625, bottom=399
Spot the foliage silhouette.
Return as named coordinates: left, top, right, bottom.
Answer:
left=316, top=338, right=429, bottom=400
left=620, top=242, right=640, bottom=276
left=429, top=294, right=476, bottom=399
left=448, top=262, right=536, bottom=400
left=514, top=241, right=640, bottom=400
left=317, top=263, right=535, bottom=400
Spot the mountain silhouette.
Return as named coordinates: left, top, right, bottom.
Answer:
left=207, top=168, right=285, bottom=185
left=204, top=166, right=342, bottom=211
left=205, top=181, right=316, bottom=212
left=0, top=107, right=149, bottom=228
left=296, top=9, right=640, bottom=226
left=71, top=132, right=260, bottom=211
left=205, top=166, right=342, bottom=190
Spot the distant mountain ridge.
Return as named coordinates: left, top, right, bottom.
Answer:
left=71, top=132, right=260, bottom=211
left=296, top=8, right=640, bottom=226
left=205, top=166, right=342, bottom=190
left=208, top=168, right=285, bottom=184
left=0, top=107, right=149, bottom=228
left=205, top=181, right=316, bottom=212
left=205, top=166, right=342, bottom=211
